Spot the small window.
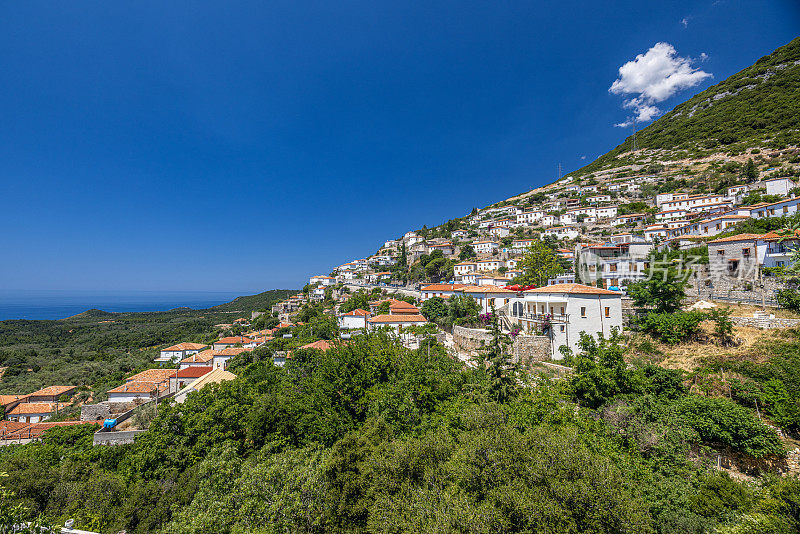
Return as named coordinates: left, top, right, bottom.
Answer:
left=560, top=325, right=565, bottom=332
left=742, top=248, right=751, bottom=257
left=605, top=307, right=610, bottom=318
left=580, top=307, right=586, bottom=318
left=717, top=250, right=725, bottom=256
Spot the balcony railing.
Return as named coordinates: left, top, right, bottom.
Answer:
left=513, top=313, right=567, bottom=323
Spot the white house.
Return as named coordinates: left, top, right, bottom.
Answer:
left=169, top=367, right=213, bottom=394
left=596, top=206, right=618, bottom=219
left=506, top=283, right=623, bottom=358
left=766, top=177, right=796, bottom=197
left=750, top=197, right=800, bottom=219
left=420, top=284, right=467, bottom=301
left=542, top=226, right=580, bottom=240
left=460, top=285, right=516, bottom=314
left=472, top=240, right=499, bottom=254
left=309, top=275, right=337, bottom=286
left=476, top=259, right=503, bottom=272
left=106, top=382, right=162, bottom=404
left=156, top=342, right=208, bottom=363
left=540, top=215, right=557, bottom=226
left=213, top=336, right=258, bottom=350
left=338, top=308, right=370, bottom=330
left=489, top=226, right=511, bottom=239
left=454, top=261, right=477, bottom=276
left=586, top=195, right=611, bottom=203
left=512, top=239, right=535, bottom=250
left=212, top=347, right=251, bottom=370
left=6, top=402, right=59, bottom=423
left=368, top=314, right=428, bottom=333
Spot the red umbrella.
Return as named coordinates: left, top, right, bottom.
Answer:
left=504, top=284, right=523, bottom=291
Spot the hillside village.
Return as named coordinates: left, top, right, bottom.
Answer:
left=5, top=143, right=799, bottom=444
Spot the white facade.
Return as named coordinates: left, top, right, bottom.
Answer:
left=506, top=285, right=623, bottom=357
left=472, top=241, right=499, bottom=254
left=766, top=177, right=796, bottom=197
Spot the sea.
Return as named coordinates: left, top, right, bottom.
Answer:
left=0, top=290, right=243, bottom=321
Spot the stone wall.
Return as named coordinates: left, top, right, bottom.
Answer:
left=731, top=316, right=800, bottom=329
left=513, top=335, right=552, bottom=366
left=93, top=429, right=146, bottom=446
left=452, top=325, right=493, bottom=352
left=80, top=403, right=110, bottom=422
left=453, top=326, right=552, bottom=365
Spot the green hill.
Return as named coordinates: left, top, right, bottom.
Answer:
left=209, top=289, right=296, bottom=313
left=575, top=36, right=800, bottom=176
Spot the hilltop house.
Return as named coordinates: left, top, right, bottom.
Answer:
left=338, top=308, right=370, bottom=330
left=506, top=283, right=623, bottom=358
left=169, top=367, right=213, bottom=393
left=212, top=347, right=251, bottom=370
left=157, top=342, right=208, bottom=363
left=213, top=336, right=258, bottom=350
left=179, top=349, right=216, bottom=369
left=26, top=386, right=76, bottom=403
left=6, top=402, right=62, bottom=424
left=420, top=284, right=466, bottom=301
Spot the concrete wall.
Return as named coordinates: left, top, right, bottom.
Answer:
left=452, top=326, right=493, bottom=352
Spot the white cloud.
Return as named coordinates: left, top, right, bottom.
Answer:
left=681, top=17, right=690, bottom=28
left=580, top=155, right=587, bottom=160
left=610, top=42, right=712, bottom=127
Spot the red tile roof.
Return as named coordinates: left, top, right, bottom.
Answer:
left=525, top=283, right=620, bottom=295
left=27, top=386, right=75, bottom=398
left=300, top=340, right=335, bottom=351
left=217, top=336, right=255, bottom=344
left=421, top=284, right=466, bottom=291
left=707, top=233, right=765, bottom=244
left=368, top=314, right=428, bottom=324
left=163, top=342, right=208, bottom=352
left=341, top=308, right=370, bottom=316
left=8, top=402, right=60, bottom=415
left=175, top=366, right=213, bottom=378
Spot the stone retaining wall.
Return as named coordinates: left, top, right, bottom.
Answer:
left=513, top=335, right=552, bottom=366
left=93, top=429, right=146, bottom=446
left=731, top=316, right=800, bottom=329
left=453, top=326, right=552, bottom=365
left=452, top=325, right=493, bottom=352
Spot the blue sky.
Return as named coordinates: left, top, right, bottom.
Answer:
left=1, top=1, right=798, bottom=292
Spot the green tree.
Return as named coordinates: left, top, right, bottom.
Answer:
left=420, top=297, right=448, bottom=321
left=743, top=157, right=758, bottom=181
left=458, top=245, right=476, bottom=260
left=513, top=240, right=564, bottom=287
left=627, top=264, right=688, bottom=313
left=476, top=307, right=518, bottom=403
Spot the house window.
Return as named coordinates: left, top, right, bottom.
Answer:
left=605, top=307, right=610, bottom=318
left=717, top=250, right=725, bottom=256
left=580, top=307, right=586, bottom=318
left=609, top=264, right=617, bottom=272
left=742, top=248, right=750, bottom=257
left=560, top=325, right=565, bottom=332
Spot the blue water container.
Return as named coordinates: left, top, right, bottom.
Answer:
left=103, top=418, right=117, bottom=429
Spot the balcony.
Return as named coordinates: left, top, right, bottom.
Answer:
left=513, top=312, right=567, bottom=323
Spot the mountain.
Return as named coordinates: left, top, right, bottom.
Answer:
left=573, top=37, right=800, bottom=178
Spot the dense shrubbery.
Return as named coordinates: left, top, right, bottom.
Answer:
left=0, top=329, right=796, bottom=533
left=638, top=311, right=706, bottom=344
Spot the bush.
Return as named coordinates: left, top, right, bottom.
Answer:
left=639, top=312, right=705, bottom=345
left=776, top=289, right=800, bottom=311
left=677, top=396, right=784, bottom=458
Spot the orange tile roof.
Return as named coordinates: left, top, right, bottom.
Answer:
left=215, top=347, right=252, bottom=356
left=368, top=314, right=428, bottom=324
left=8, top=402, right=60, bottom=415
left=0, top=420, right=31, bottom=436
left=762, top=229, right=800, bottom=241
left=107, top=381, right=160, bottom=395
left=181, top=349, right=216, bottom=363
left=460, top=285, right=516, bottom=294
left=126, top=368, right=176, bottom=384
left=341, top=308, right=370, bottom=316
left=217, top=336, right=255, bottom=344
left=300, top=340, right=335, bottom=351
left=421, top=284, right=466, bottom=291
left=174, top=366, right=213, bottom=378
left=5, top=421, right=98, bottom=440
left=28, top=386, right=75, bottom=398
left=0, top=394, right=29, bottom=406
left=707, top=233, right=765, bottom=244
left=525, top=283, right=620, bottom=295
left=163, top=342, right=208, bottom=352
